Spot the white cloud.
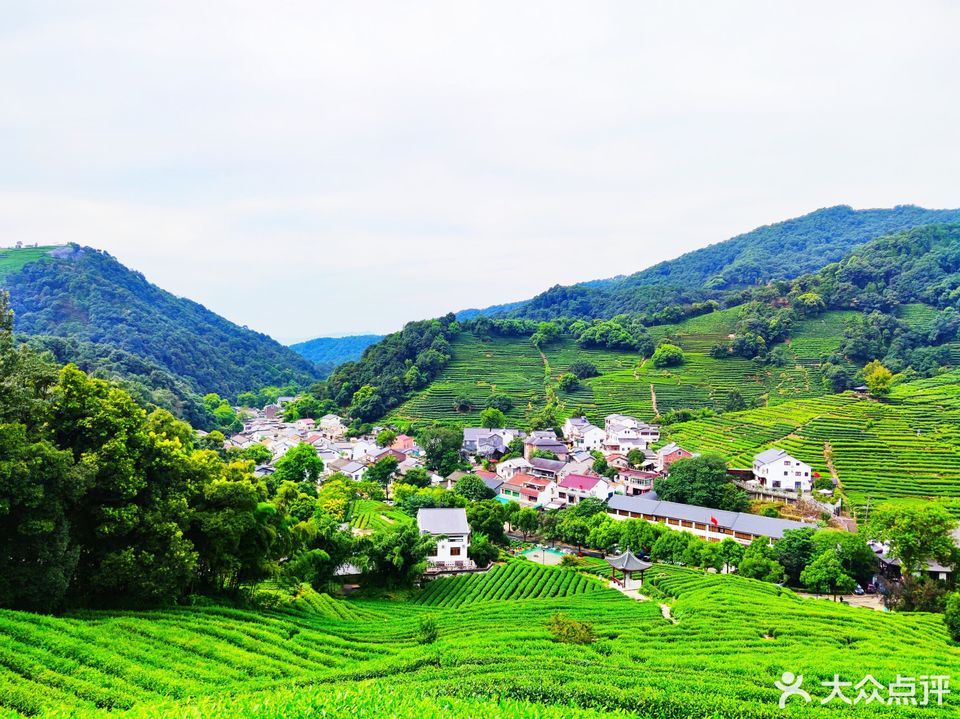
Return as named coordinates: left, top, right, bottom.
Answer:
left=1, top=1, right=958, bottom=342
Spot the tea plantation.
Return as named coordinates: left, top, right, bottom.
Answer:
left=1, top=562, right=957, bottom=718
left=389, top=307, right=862, bottom=429
left=665, top=369, right=960, bottom=511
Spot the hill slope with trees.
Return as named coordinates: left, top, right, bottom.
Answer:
left=463, top=204, right=960, bottom=321
left=1, top=244, right=321, bottom=399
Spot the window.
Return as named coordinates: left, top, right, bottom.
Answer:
left=450, top=547, right=461, bottom=556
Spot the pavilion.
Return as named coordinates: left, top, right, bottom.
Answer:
left=605, top=551, right=652, bottom=590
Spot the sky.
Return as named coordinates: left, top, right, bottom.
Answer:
left=1, top=2, right=959, bottom=343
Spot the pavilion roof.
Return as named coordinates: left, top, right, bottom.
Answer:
left=605, top=551, right=652, bottom=572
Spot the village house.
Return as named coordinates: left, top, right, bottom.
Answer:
left=523, top=431, right=569, bottom=461
left=528, top=457, right=566, bottom=482
left=391, top=433, right=416, bottom=451
left=351, top=440, right=378, bottom=461
left=417, top=508, right=472, bottom=570
left=617, top=468, right=659, bottom=496
left=319, top=414, right=347, bottom=439
left=605, top=414, right=660, bottom=442
left=562, top=415, right=591, bottom=441
left=496, top=457, right=533, bottom=481
left=655, top=443, right=693, bottom=472
left=462, top=427, right=524, bottom=457
left=607, top=494, right=814, bottom=545
left=294, top=418, right=316, bottom=432
left=498, top=474, right=557, bottom=507
left=752, top=449, right=812, bottom=493
left=557, top=474, right=612, bottom=506
left=575, top=424, right=606, bottom=451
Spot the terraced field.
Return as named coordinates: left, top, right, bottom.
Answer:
left=412, top=560, right=605, bottom=607
left=665, top=371, right=960, bottom=510
left=390, top=308, right=859, bottom=429
left=348, top=500, right=409, bottom=532
left=3, top=563, right=958, bottom=718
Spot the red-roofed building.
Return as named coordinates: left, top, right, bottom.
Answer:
left=557, top=474, right=612, bottom=506
left=391, top=434, right=416, bottom=451
left=498, top=473, right=557, bottom=507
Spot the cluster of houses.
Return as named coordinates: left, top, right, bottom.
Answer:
left=224, top=404, right=431, bottom=484
left=223, top=403, right=827, bottom=571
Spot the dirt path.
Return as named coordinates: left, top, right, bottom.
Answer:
left=659, top=603, right=677, bottom=623
left=650, top=384, right=659, bottom=416
left=823, top=442, right=840, bottom=485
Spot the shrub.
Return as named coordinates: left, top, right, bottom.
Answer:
left=546, top=612, right=596, bottom=645
left=557, top=373, right=580, bottom=392
left=652, top=343, right=685, bottom=368
left=569, top=360, right=599, bottom=379
left=417, top=616, right=439, bottom=644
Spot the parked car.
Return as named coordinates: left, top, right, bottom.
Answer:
left=854, top=585, right=865, bottom=596
left=865, top=583, right=876, bottom=594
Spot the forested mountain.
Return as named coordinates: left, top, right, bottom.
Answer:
left=1, top=244, right=321, bottom=399
left=462, top=205, right=960, bottom=321
left=322, top=218, right=960, bottom=430
left=290, top=334, right=383, bottom=367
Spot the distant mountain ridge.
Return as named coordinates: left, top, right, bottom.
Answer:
left=459, top=205, right=960, bottom=321
left=1, top=244, right=322, bottom=399
left=289, top=334, right=383, bottom=366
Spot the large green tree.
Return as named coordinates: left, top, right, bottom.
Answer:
left=866, top=500, right=957, bottom=575
left=654, top=454, right=748, bottom=511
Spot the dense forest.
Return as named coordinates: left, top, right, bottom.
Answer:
left=465, top=205, right=960, bottom=321
left=2, top=245, right=321, bottom=399
left=289, top=334, right=383, bottom=369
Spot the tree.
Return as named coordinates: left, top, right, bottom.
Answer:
left=722, top=390, right=747, bottom=413
left=654, top=454, right=747, bottom=511
left=466, top=500, right=508, bottom=544
left=738, top=539, right=784, bottom=583
left=479, top=407, right=506, bottom=429
left=359, top=523, right=435, bottom=588
left=568, top=360, right=599, bottom=379
left=557, top=373, right=580, bottom=392
left=454, top=474, right=495, bottom=502
left=365, top=456, right=399, bottom=489
left=719, top=538, right=744, bottom=573
left=800, top=550, right=856, bottom=600
left=485, top=394, right=513, bottom=412
left=863, top=359, right=893, bottom=397
left=944, top=592, right=960, bottom=642
left=272, top=443, right=324, bottom=492
left=419, top=426, right=464, bottom=477
left=775, top=528, right=816, bottom=585
left=811, top=530, right=876, bottom=585
left=792, top=292, right=825, bottom=317
left=652, top=343, right=685, bottom=368
left=452, top=395, right=473, bottom=412
left=401, top=466, right=432, bottom=488
left=626, top=448, right=645, bottom=468
left=651, top=531, right=695, bottom=564
left=866, top=500, right=957, bottom=575
left=516, top=508, right=541, bottom=540
left=376, top=429, right=397, bottom=448
left=467, top=532, right=499, bottom=567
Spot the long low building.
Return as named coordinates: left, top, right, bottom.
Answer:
left=607, top=494, right=814, bottom=545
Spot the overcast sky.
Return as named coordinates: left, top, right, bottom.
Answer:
left=2, top=2, right=958, bottom=342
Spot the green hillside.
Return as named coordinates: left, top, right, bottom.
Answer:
left=1, top=563, right=957, bottom=718
left=664, top=369, right=960, bottom=511
left=389, top=307, right=861, bottom=428
left=0, top=245, right=62, bottom=283
left=466, top=204, right=960, bottom=321
left=1, top=244, right=321, bottom=399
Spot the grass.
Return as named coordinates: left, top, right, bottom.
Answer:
left=2, top=563, right=958, bottom=718
left=0, top=246, right=62, bottom=284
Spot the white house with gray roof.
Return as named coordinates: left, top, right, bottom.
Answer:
left=417, top=508, right=472, bottom=568
left=607, top=494, right=814, bottom=545
left=752, top=449, right=812, bottom=493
